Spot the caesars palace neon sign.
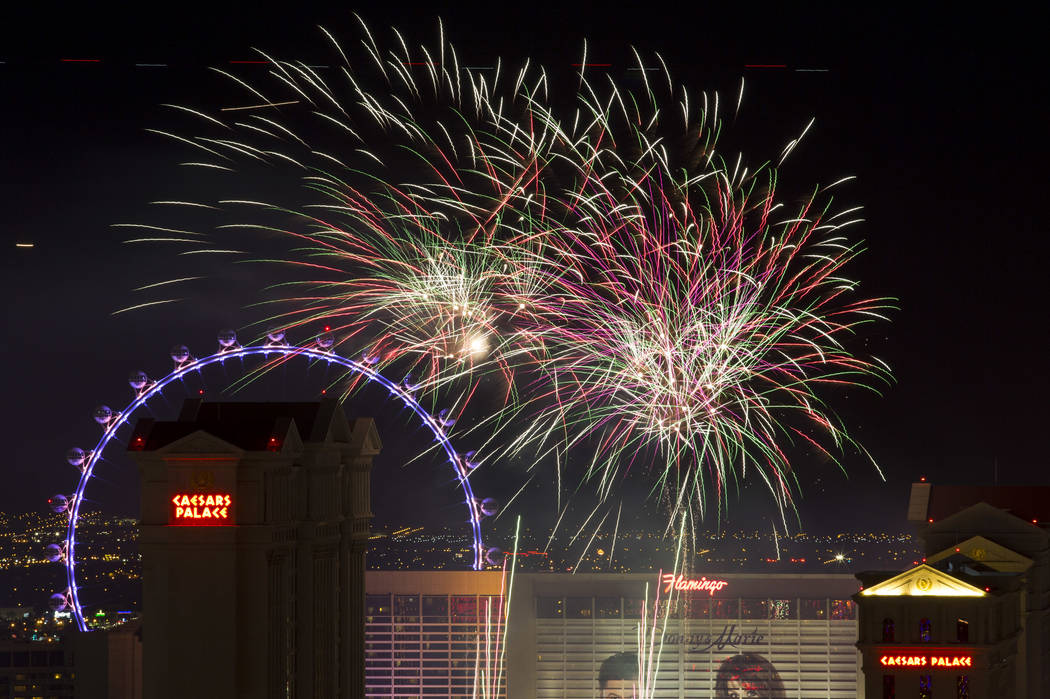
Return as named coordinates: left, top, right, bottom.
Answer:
left=172, top=493, right=231, bottom=522
left=880, top=654, right=973, bottom=669
left=661, top=573, right=729, bottom=596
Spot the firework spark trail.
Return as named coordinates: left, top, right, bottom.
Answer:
left=133, top=19, right=892, bottom=542
left=636, top=514, right=688, bottom=698
left=129, top=17, right=560, bottom=410
left=492, top=75, right=893, bottom=533
left=473, top=516, right=520, bottom=698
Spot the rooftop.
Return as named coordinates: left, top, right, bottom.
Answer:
left=128, top=399, right=339, bottom=452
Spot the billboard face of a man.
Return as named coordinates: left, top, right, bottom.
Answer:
left=598, top=652, right=638, bottom=699
left=598, top=679, right=637, bottom=699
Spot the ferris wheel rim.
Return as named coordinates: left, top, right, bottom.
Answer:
left=60, top=341, right=487, bottom=632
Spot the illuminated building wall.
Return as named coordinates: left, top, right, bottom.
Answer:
left=526, top=574, right=860, bottom=699
left=0, top=639, right=75, bottom=699
left=130, top=400, right=381, bottom=699
left=365, top=571, right=862, bottom=699
left=365, top=572, right=508, bottom=698
left=855, top=482, right=1050, bottom=699
left=0, top=627, right=141, bottom=699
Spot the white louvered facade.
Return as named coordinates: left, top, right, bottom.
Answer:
left=366, top=571, right=863, bottom=699
left=535, top=607, right=859, bottom=698
left=365, top=571, right=510, bottom=699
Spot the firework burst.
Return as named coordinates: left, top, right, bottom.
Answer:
left=479, top=55, right=894, bottom=535
left=130, top=18, right=891, bottom=537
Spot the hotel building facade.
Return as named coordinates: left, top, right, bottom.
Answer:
left=130, top=399, right=380, bottom=699
left=854, top=483, right=1050, bottom=699
left=365, top=570, right=864, bottom=698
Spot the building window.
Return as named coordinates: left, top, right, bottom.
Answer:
left=623, top=598, right=645, bottom=619
left=712, top=598, right=737, bottom=619
left=920, top=617, right=932, bottom=642
left=957, top=619, right=969, bottom=642
left=882, top=618, right=895, bottom=642
left=565, top=597, right=593, bottom=618
left=394, top=595, right=420, bottom=621
left=450, top=595, right=478, bottom=621
left=768, top=599, right=794, bottom=619
left=536, top=597, right=563, bottom=618
left=831, top=599, right=856, bottom=620
left=687, top=598, right=711, bottom=619
left=919, top=674, right=932, bottom=699
left=366, top=594, right=391, bottom=621
left=422, top=595, right=448, bottom=621
left=800, top=599, right=827, bottom=619
left=478, top=595, right=502, bottom=621
left=596, top=596, right=621, bottom=619
left=883, top=675, right=895, bottom=699
left=957, top=675, right=969, bottom=698
left=740, top=599, right=767, bottom=619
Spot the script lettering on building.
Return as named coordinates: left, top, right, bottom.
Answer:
left=664, top=625, right=765, bottom=653
left=171, top=493, right=232, bottom=523
left=879, top=654, right=973, bottom=669
left=661, top=573, right=729, bottom=596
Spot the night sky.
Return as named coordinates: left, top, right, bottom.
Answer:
left=3, top=5, right=1047, bottom=537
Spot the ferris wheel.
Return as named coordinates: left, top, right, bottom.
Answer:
left=46, top=328, right=501, bottom=632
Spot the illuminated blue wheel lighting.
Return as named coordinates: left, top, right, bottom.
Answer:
left=56, top=337, right=487, bottom=632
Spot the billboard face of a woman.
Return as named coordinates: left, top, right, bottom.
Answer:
left=714, top=653, right=786, bottom=699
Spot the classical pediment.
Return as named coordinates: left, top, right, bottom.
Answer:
left=157, top=430, right=244, bottom=457
left=861, top=564, right=986, bottom=598
left=932, top=501, right=1040, bottom=536
left=927, top=535, right=1032, bottom=573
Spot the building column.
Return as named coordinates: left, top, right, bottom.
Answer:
left=344, top=453, right=373, bottom=699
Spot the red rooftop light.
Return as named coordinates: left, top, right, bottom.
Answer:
left=928, top=518, right=934, bottom=523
